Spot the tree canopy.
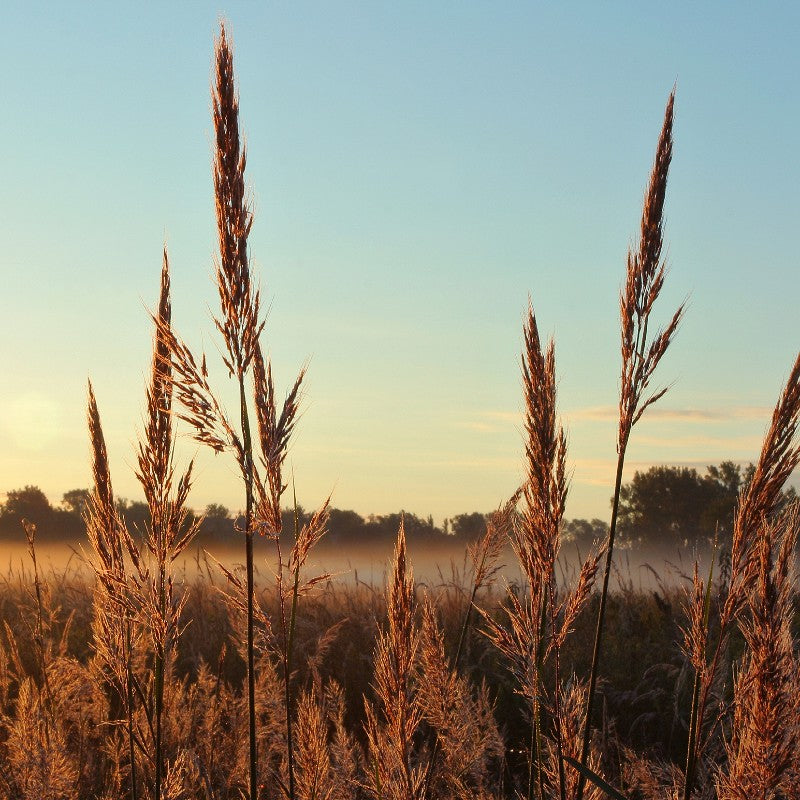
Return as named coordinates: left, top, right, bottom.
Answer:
left=0, top=485, right=84, bottom=539
left=614, top=460, right=798, bottom=549
left=0, top=485, right=53, bottom=527
left=62, top=488, right=91, bottom=517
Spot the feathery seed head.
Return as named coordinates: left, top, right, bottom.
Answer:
left=212, top=21, right=263, bottom=378
left=619, top=91, right=684, bottom=450
left=520, top=302, right=567, bottom=583
left=137, top=247, right=174, bottom=519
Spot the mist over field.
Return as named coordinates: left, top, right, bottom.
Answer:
left=0, top=534, right=717, bottom=596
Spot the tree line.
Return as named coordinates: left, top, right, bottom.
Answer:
left=1, top=460, right=795, bottom=550
left=0, top=485, right=472, bottom=546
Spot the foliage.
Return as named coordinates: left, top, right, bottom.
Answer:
left=0, top=486, right=82, bottom=539
left=61, top=489, right=90, bottom=517
left=448, top=512, right=489, bottom=541
left=561, top=519, right=607, bottom=553
left=0, top=485, right=52, bottom=525
left=616, top=461, right=797, bottom=549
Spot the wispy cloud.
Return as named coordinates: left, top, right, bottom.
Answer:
left=564, top=405, right=772, bottom=424
left=634, top=433, right=765, bottom=451
left=428, top=456, right=520, bottom=471
left=454, top=405, right=773, bottom=434
left=569, top=458, right=618, bottom=486
left=453, top=420, right=503, bottom=433
left=568, top=450, right=794, bottom=489
left=452, top=410, right=519, bottom=434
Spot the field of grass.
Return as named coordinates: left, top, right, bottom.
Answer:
left=2, top=19, right=799, bottom=800
left=0, top=525, right=797, bottom=799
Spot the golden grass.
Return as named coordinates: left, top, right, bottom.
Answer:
left=0, top=545, right=796, bottom=798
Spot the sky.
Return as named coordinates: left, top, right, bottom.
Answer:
left=1, top=2, right=799, bottom=524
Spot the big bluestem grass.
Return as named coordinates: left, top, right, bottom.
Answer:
left=577, top=90, right=684, bottom=800
left=682, top=352, right=800, bottom=800
left=134, top=249, right=198, bottom=800
left=483, top=306, right=603, bottom=800
left=158, top=23, right=323, bottom=800
left=85, top=381, right=141, bottom=800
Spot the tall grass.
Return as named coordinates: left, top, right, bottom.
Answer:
left=85, top=381, right=140, bottom=799
left=682, top=352, right=800, bottom=800
left=577, top=89, right=684, bottom=800
left=156, top=23, right=321, bottom=800
left=135, top=249, right=198, bottom=800
left=482, top=305, right=603, bottom=800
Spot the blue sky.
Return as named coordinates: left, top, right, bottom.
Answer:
left=1, top=3, right=799, bottom=522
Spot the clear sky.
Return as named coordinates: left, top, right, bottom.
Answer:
left=2, top=2, right=799, bottom=523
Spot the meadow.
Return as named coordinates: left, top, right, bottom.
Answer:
left=0, top=545, right=722, bottom=800
left=1, top=21, right=799, bottom=800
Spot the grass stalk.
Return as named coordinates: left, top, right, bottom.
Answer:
left=576, top=90, right=682, bottom=800
left=153, top=625, right=163, bottom=800
left=138, top=249, right=198, bottom=800
left=683, top=352, right=800, bottom=795
left=282, top=489, right=304, bottom=800
left=531, top=588, right=548, bottom=800
left=577, top=449, right=625, bottom=790
left=548, top=581, right=567, bottom=800
left=422, top=496, right=514, bottom=796
left=125, top=621, right=138, bottom=800
left=21, top=521, right=54, bottom=720
left=86, top=382, right=140, bottom=800
left=153, top=630, right=163, bottom=800
left=157, top=24, right=307, bottom=798
left=238, top=373, right=258, bottom=800
left=682, top=546, right=715, bottom=800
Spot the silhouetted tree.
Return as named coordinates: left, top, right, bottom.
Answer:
left=0, top=485, right=53, bottom=531
left=199, top=503, right=233, bottom=538
left=116, top=498, right=149, bottom=534
left=561, top=518, right=606, bottom=552
left=617, top=466, right=716, bottom=548
left=62, top=488, right=91, bottom=517
left=365, top=511, right=443, bottom=543
left=205, top=503, right=230, bottom=519
left=326, top=508, right=367, bottom=542
left=450, top=512, right=487, bottom=541
left=614, top=461, right=793, bottom=549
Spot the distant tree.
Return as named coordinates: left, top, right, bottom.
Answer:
left=279, top=505, right=311, bottom=544
left=0, top=485, right=53, bottom=530
left=562, top=518, right=607, bottom=552
left=699, top=461, right=749, bottom=539
left=617, top=466, right=716, bottom=548
left=614, top=461, right=788, bottom=549
left=62, top=488, right=91, bottom=518
left=365, top=511, right=443, bottom=543
left=204, top=503, right=230, bottom=520
left=450, top=512, right=488, bottom=541
left=198, top=503, right=233, bottom=538
left=326, top=508, right=367, bottom=542
left=116, top=498, right=149, bottom=534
